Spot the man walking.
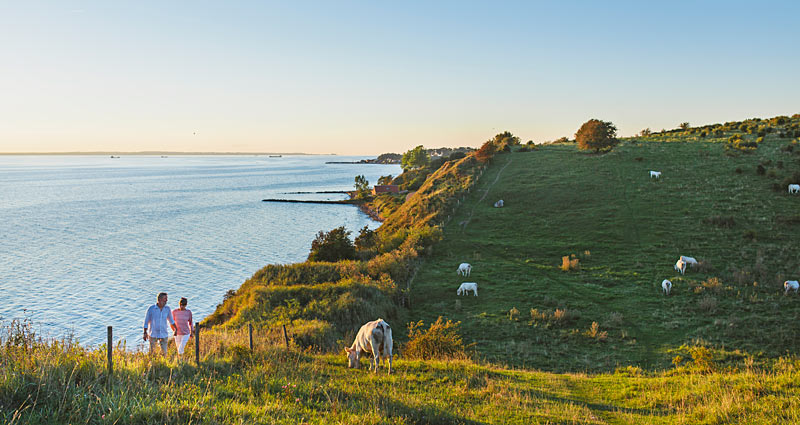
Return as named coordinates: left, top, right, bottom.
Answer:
left=143, top=292, right=176, bottom=355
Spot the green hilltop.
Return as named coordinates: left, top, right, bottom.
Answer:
left=3, top=115, right=800, bottom=423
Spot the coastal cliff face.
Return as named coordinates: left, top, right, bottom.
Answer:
left=201, top=144, right=496, bottom=347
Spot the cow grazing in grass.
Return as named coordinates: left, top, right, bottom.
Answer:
left=457, top=282, right=478, bottom=296
left=674, top=258, right=686, bottom=275
left=650, top=171, right=661, bottom=179
left=785, top=280, right=799, bottom=295
left=662, top=279, right=672, bottom=295
left=680, top=256, right=698, bottom=267
left=345, top=319, right=393, bottom=374
left=789, top=184, right=800, bottom=194
left=457, top=263, right=472, bottom=277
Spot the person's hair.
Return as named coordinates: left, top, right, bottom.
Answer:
left=158, top=292, right=167, bottom=300
left=180, top=297, right=187, bottom=306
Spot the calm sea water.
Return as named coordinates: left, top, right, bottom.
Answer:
left=0, top=155, right=400, bottom=348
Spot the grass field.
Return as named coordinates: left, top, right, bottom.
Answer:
left=405, top=134, right=800, bottom=372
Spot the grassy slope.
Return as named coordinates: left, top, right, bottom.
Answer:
left=406, top=133, right=800, bottom=372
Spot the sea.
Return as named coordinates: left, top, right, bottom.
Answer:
left=0, top=155, right=401, bottom=348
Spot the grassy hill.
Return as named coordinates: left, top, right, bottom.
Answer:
left=4, top=116, right=800, bottom=424
left=404, top=129, right=800, bottom=372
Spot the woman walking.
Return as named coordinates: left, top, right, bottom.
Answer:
left=172, top=297, right=193, bottom=357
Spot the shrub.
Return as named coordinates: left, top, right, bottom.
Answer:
left=699, top=131, right=707, bottom=138
left=702, top=277, right=722, bottom=292
left=756, top=164, right=766, bottom=175
left=735, top=167, right=742, bottom=174
left=508, top=307, right=520, bottom=321
left=743, top=230, right=757, bottom=241
left=756, top=136, right=765, bottom=144
left=691, top=345, right=714, bottom=371
left=307, top=226, right=356, bottom=262
left=404, top=317, right=471, bottom=360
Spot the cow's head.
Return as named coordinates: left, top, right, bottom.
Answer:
left=344, top=347, right=359, bottom=368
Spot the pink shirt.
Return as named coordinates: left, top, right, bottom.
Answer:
left=172, top=309, right=193, bottom=335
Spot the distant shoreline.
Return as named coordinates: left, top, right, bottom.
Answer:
left=0, top=151, right=315, bottom=156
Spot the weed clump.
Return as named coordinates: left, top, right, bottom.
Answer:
left=404, top=317, right=472, bottom=360
left=560, top=255, right=580, bottom=271
left=583, top=322, right=608, bottom=342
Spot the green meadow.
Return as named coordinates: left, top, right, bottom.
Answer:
left=3, top=116, right=800, bottom=424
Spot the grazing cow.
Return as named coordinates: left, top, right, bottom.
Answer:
left=674, top=258, right=686, bottom=275
left=494, top=199, right=504, bottom=208
left=344, top=319, right=393, bottom=374
left=650, top=171, right=661, bottom=179
left=457, top=282, right=478, bottom=296
left=457, top=263, right=472, bottom=277
left=680, top=256, right=698, bottom=267
left=662, top=279, right=672, bottom=295
left=789, top=184, right=800, bottom=194
left=784, top=280, right=799, bottom=295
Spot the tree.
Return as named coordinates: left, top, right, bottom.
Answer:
left=401, top=145, right=429, bottom=171
left=377, top=175, right=393, bottom=185
left=475, top=140, right=496, bottom=163
left=307, top=226, right=355, bottom=262
left=575, top=119, right=618, bottom=153
left=640, top=128, right=652, bottom=136
left=354, top=175, right=369, bottom=199
left=679, top=122, right=690, bottom=130
left=354, top=225, right=378, bottom=252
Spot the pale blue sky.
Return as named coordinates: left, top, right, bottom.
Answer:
left=1, top=1, right=798, bottom=154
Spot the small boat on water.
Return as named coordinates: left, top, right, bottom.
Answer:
left=269, top=155, right=282, bottom=158
left=110, top=155, right=120, bottom=158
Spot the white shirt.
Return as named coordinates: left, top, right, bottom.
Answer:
left=143, top=304, right=175, bottom=339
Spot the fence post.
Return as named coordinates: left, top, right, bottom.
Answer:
left=248, top=323, right=253, bottom=351
left=194, top=322, right=200, bottom=366
left=106, top=326, right=113, bottom=390
left=282, top=324, right=290, bottom=351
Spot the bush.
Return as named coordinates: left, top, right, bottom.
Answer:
left=757, top=164, right=766, bottom=175
left=404, top=317, right=472, bottom=360
left=508, top=307, right=520, bottom=321
left=307, top=226, right=356, bottom=262
left=583, top=322, right=608, bottom=342
left=475, top=140, right=497, bottom=163
left=699, top=131, right=707, bottom=138
left=697, top=296, right=718, bottom=313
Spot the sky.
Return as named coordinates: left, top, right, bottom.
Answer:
left=1, top=1, right=798, bottom=155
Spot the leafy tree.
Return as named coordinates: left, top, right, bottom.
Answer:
left=575, top=119, right=618, bottom=153
left=377, top=175, right=393, bottom=185
left=475, top=140, right=496, bottom=163
left=307, top=226, right=355, bottom=262
left=640, top=128, right=651, bottom=136
left=354, top=225, right=378, bottom=252
left=401, top=145, right=429, bottom=170
left=679, top=122, right=690, bottom=130
left=354, top=175, right=370, bottom=199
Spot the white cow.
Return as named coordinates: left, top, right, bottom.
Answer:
left=662, top=279, right=672, bottom=295
left=674, top=258, right=686, bottom=275
left=457, top=263, right=472, bottom=277
left=789, top=184, right=800, bottom=194
left=457, top=282, right=478, bottom=296
left=784, top=280, right=799, bottom=295
left=650, top=171, right=661, bottom=179
left=494, top=199, right=504, bottom=208
left=680, top=256, right=698, bottom=267
left=344, top=319, right=393, bottom=373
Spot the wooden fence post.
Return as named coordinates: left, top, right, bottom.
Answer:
left=106, top=326, right=113, bottom=390
left=194, top=322, right=200, bottom=366
left=282, top=324, right=290, bottom=350
left=248, top=323, right=254, bottom=351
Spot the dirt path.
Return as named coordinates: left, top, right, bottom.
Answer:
left=459, top=157, right=513, bottom=232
